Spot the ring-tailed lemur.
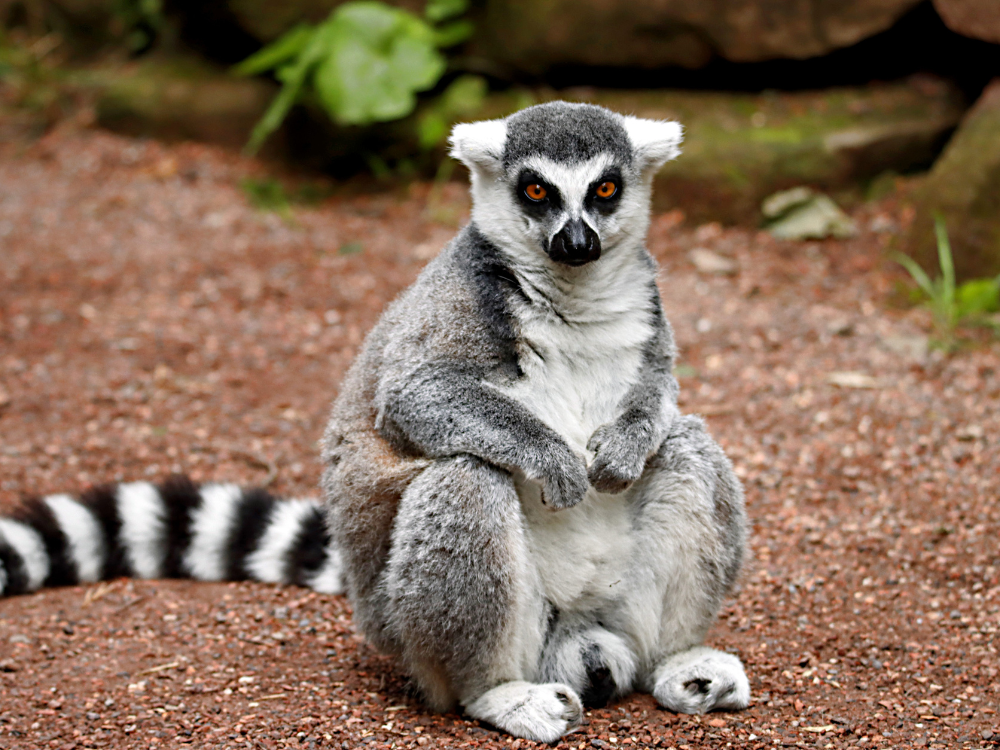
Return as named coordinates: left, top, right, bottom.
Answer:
left=0, top=102, right=749, bottom=742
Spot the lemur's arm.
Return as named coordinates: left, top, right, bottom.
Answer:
left=587, top=326, right=679, bottom=494
left=377, top=360, right=589, bottom=509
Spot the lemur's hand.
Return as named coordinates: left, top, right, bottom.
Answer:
left=533, top=440, right=589, bottom=510
left=587, top=418, right=653, bottom=494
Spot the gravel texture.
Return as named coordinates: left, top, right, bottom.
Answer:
left=0, top=116, right=998, bottom=750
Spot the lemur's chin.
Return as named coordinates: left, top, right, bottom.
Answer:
left=551, top=251, right=601, bottom=267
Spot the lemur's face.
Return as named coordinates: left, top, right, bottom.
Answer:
left=511, top=156, right=624, bottom=266
left=450, top=102, right=682, bottom=269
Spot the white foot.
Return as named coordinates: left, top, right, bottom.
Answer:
left=465, top=681, right=583, bottom=742
left=652, top=647, right=750, bottom=714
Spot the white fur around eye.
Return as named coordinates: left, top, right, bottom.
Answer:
left=449, top=119, right=508, bottom=174
left=621, top=117, right=683, bottom=172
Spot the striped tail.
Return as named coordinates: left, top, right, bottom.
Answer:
left=0, top=475, right=343, bottom=598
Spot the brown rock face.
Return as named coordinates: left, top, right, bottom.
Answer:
left=933, top=0, right=1000, bottom=43
left=222, top=0, right=923, bottom=72
left=475, top=0, right=924, bottom=73
left=227, top=0, right=424, bottom=42
left=905, top=79, right=1000, bottom=281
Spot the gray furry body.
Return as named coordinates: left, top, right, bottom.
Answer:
left=322, top=102, right=749, bottom=741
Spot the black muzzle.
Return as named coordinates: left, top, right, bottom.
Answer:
left=547, top=218, right=601, bottom=266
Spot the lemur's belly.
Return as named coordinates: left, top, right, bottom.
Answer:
left=515, top=476, right=633, bottom=613
left=499, top=322, right=647, bottom=611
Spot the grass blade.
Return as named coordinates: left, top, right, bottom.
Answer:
left=934, top=214, right=956, bottom=313
left=892, top=252, right=936, bottom=299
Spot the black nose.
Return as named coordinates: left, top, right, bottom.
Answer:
left=548, top=218, right=601, bottom=266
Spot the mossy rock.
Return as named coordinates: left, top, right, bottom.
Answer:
left=75, top=59, right=965, bottom=225
left=550, top=80, right=964, bottom=223
left=904, top=79, right=1000, bottom=282
left=77, top=56, right=280, bottom=150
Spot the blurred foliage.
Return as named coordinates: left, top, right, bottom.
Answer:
left=111, top=0, right=164, bottom=54
left=234, top=0, right=482, bottom=155
left=241, top=176, right=336, bottom=219
left=0, top=25, right=68, bottom=112
left=894, top=215, right=1000, bottom=349
left=241, top=176, right=293, bottom=217
left=338, top=241, right=364, bottom=255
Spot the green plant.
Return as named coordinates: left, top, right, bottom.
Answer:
left=234, top=0, right=478, bottom=155
left=111, top=0, right=165, bottom=53
left=894, top=215, right=1000, bottom=347
left=0, top=27, right=67, bottom=111
left=241, top=177, right=293, bottom=218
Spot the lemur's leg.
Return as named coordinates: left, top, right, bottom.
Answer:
left=383, top=455, right=582, bottom=742
left=615, top=415, right=749, bottom=713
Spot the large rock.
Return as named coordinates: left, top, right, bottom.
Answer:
left=226, top=0, right=423, bottom=43
left=904, top=79, right=1000, bottom=281
left=73, top=60, right=965, bottom=225
left=933, top=0, right=1000, bottom=44
left=220, top=0, right=922, bottom=73
left=79, top=56, right=280, bottom=150
left=554, top=78, right=964, bottom=222
left=475, top=0, right=924, bottom=72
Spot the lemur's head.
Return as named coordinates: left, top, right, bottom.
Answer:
left=450, top=101, right=681, bottom=267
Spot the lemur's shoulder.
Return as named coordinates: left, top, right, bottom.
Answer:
left=322, top=224, right=520, bottom=449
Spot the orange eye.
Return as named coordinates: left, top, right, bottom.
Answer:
left=595, top=181, right=617, bottom=199
left=524, top=184, right=547, bottom=201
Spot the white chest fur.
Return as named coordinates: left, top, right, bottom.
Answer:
left=498, top=262, right=654, bottom=457
left=497, top=252, right=655, bottom=612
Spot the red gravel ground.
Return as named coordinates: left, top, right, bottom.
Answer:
left=0, top=114, right=998, bottom=750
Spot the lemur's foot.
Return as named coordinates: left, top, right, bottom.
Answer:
left=465, top=681, right=583, bottom=742
left=652, top=647, right=750, bottom=714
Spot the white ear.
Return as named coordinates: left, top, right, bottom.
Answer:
left=622, top=117, right=683, bottom=172
left=449, top=119, right=507, bottom=174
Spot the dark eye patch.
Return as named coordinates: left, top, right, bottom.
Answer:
left=516, top=170, right=561, bottom=215
left=586, top=168, right=624, bottom=214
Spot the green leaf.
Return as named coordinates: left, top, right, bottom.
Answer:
left=416, top=76, right=486, bottom=150
left=433, top=19, right=474, bottom=47
left=316, top=34, right=412, bottom=124
left=240, top=0, right=459, bottom=150
left=244, top=27, right=331, bottom=154
left=313, top=3, right=445, bottom=126
left=892, top=252, right=936, bottom=300
left=438, top=74, right=486, bottom=115
left=955, top=278, right=1000, bottom=318
left=425, top=0, right=469, bottom=22
left=389, top=34, right=446, bottom=91
left=336, top=2, right=406, bottom=46
left=934, top=213, right=955, bottom=310
left=233, top=24, right=315, bottom=77
left=417, top=110, right=448, bottom=150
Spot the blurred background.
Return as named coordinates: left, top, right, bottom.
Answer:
left=1, top=0, right=999, bottom=276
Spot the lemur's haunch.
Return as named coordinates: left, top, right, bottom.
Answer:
left=1, top=102, right=750, bottom=742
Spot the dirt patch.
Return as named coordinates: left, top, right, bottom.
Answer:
left=0, top=119, right=998, bottom=750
